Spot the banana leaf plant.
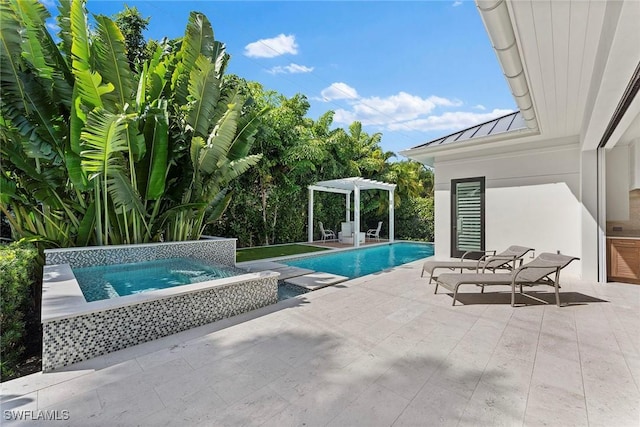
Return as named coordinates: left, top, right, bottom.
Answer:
left=0, top=0, right=262, bottom=247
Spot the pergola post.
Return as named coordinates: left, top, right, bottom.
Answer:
left=308, top=187, right=314, bottom=242
left=354, top=185, right=360, bottom=248
left=389, top=189, right=395, bottom=243
left=345, top=192, right=351, bottom=223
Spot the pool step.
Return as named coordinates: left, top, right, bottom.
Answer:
left=239, top=261, right=289, bottom=272
left=238, top=260, right=349, bottom=289
left=285, top=272, right=349, bottom=291
left=270, top=266, right=315, bottom=280
left=238, top=261, right=314, bottom=281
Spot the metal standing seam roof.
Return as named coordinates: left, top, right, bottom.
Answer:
left=410, top=111, right=527, bottom=150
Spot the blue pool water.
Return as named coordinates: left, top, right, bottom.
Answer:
left=283, top=242, right=433, bottom=279
left=73, top=258, right=244, bottom=302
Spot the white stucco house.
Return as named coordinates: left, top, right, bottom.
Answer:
left=401, top=0, right=640, bottom=282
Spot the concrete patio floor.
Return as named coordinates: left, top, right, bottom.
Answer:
left=2, top=259, right=639, bottom=426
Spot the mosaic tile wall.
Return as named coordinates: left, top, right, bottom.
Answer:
left=42, top=276, right=277, bottom=371
left=45, top=239, right=236, bottom=268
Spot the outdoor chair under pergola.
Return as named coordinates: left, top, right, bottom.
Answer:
left=307, top=177, right=397, bottom=247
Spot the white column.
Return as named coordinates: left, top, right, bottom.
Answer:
left=580, top=149, right=601, bottom=281
left=389, top=190, right=395, bottom=243
left=346, top=192, right=351, bottom=222
left=354, top=185, right=360, bottom=248
left=308, top=187, right=314, bottom=243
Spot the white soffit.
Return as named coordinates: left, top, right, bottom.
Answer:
left=508, top=0, right=607, bottom=140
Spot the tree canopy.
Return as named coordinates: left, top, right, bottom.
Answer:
left=113, top=4, right=150, bottom=71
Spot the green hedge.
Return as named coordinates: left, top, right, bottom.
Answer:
left=395, top=196, right=434, bottom=242
left=0, top=242, right=38, bottom=380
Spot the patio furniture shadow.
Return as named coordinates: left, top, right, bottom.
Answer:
left=448, top=291, right=608, bottom=306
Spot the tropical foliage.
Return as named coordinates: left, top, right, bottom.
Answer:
left=209, top=83, right=435, bottom=246
left=0, top=0, right=262, bottom=247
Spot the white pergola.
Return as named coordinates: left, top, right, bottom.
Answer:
left=308, top=177, right=397, bottom=247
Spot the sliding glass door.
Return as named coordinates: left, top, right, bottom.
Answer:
left=451, top=177, right=485, bottom=258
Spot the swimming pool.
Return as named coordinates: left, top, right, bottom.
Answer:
left=73, top=257, right=245, bottom=302
left=283, top=242, right=433, bottom=278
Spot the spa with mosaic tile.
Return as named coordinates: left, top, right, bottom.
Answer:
left=42, top=239, right=279, bottom=371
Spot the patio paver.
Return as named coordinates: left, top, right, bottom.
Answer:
left=1, top=259, right=639, bottom=426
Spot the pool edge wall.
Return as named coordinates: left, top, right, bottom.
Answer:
left=41, top=274, right=278, bottom=371
left=45, top=238, right=237, bottom=268
left=41, top=239, right=281, bottom=372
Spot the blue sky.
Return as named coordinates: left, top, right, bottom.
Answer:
left=43, top=0, right=515, bottom=156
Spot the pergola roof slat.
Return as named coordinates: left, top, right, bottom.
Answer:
left=308, top=185, right=352, bottom=194
left=311, top=177, right=397, bottom=192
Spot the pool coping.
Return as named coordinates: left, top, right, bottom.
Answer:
left=42, top=264, right=280, bottom=323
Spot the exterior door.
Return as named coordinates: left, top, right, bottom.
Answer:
left=451, top=177, right=485, bottom=258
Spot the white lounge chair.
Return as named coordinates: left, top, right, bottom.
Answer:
left=366, top=221, right=383, bottom=241
left=319, top=222, right=336, bottom=242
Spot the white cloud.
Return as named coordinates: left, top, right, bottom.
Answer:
left=244, top=34, right=298, bottom=58
left=268, top=63, right=314, bottom=74
left=387, top=109, right=514, bottom=132
left=332, top=91, right=462, bottom=126
left=453, top=1, right=463, bottom=7
left=320, top=82, right=359, bottom=101
left=324, top=85, right=511, bottom=134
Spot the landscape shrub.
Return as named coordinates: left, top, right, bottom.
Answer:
left=0, top=242, right=38, bottom=380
